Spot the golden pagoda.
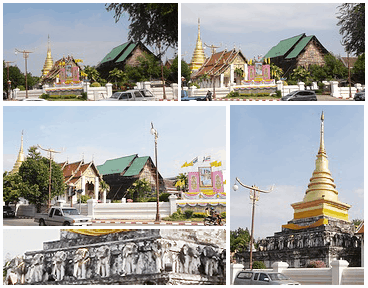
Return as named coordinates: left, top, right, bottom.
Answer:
left=42, top=35, right=54, bottom=76
left=189, top=18, right=206, bottom=71
left=10, top=131, right=25, bottom=175
left=282, top=112, right=351, bottom=230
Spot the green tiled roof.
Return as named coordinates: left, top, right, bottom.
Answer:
left=97, top=154, right=137, bottom=175
left=116, top=43, right=137, bottom=63
left=124, top=156, right=150, bottom=177
left=99, top=42, right=130, bottom=65
left=285, top=36, right=313, bottom=59
left=264, top=34, right=305, bottom=58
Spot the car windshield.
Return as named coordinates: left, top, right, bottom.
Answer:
left=141, top=90, right=154, bottom=97
left=111, top=92, right=121, bottom=99
left=62, top=208, right=79, bottom=215
left=269, top=273, right=289, bottom=281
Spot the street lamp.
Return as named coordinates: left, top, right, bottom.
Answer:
left=37, top=144, right=62, bottom=209
left=150, top=122, right=160, bottom=222
left=233, top=177, right=274, bottom=269
left=15, top=49, right=33, bottom=99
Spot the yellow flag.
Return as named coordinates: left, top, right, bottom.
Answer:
left=210, top=161, right=218, bottom=167
left=187, top=161, right=194, bottom=167
left=223, top=180, right=226, bottom=184
left=217, top=161, right=222, bottom=167
left=181, top=162, right=188, bottom=168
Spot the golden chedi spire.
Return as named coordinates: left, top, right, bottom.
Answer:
left=289, top=112, right=351, bottom=223
left=189, top=18, right=206, bottom=71
left=10, top=131, right=25, bottom=175
left=42, top=35, right=54, bottom=76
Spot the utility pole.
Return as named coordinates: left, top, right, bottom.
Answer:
left=15, top=49, right=33, bottom=99
left=37, top=145, right=62, bottom=209
left=150, top=122, right=160, bottom=222
left=233, top=177, right=274, bottom=269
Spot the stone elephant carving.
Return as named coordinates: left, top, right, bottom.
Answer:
left=122, top=243, right=138, bottom=275
left=73, top=248, right=90, bottom=279
left=201, top=246, right=218, bottom=276
left=95, top=245, right=110, bottom=277
left=4, top=255, right=26, bottom=285
left=26, top=254, right=44, bottom=283
left=52, top=251, right=67, bottom=281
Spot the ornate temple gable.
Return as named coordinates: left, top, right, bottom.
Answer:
left=12, top=229, right=226, bottom=285
left=124, top=46, right=147, bottom=67
left=296, top=40, right=327, bottom=68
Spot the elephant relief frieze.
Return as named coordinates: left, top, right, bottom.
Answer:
left=52, top=251, right=67, bottom=281
left=4, top=255, right=26, bottom=285
left=26, top=254, right=44, bottom=283
left=73, top=248, right=90, bottom=279
left=95, top=245, right=110, bottom=277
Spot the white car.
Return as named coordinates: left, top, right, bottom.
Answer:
left=101, top=89, right=156, bottom=101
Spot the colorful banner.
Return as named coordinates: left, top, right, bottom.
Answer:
left=212, top=171, right=224, bottom=193
left=188, top=172, right=200, bottom=192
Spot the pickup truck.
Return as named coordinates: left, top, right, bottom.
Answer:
left=34, top=207, right=92, bottom=226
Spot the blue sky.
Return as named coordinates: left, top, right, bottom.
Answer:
left=182, top=3, right=348, bottom=64
left=3, top=106, right=226, bottom=178
left=230, top=105, right=364, bottom=239
left=3, top=3, right=177, bottom=77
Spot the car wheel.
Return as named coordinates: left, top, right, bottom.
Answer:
left=63, top=221, right=71, bottom=226
left=39, top=219, right=46, bottom=226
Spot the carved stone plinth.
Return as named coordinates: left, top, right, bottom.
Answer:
left=6, top=229, right=226, bottom=285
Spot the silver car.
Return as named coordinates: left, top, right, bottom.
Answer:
left=102, top=89, right=156, bottom=101
left=234, top=271, right=301, bottom=285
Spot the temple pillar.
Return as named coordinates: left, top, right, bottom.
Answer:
left=230, top=64, right=235, bottom=85
left=81, top=176, right=85, bottom=195
left=94, top=177, right=99, bottom=200
left=220, top=74, right=224, bottom=88
left=243, top=64, right=248, bottom=81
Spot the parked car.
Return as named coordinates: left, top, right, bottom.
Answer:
left=281, top=90, right=317, bottom=101
left=34, top=207, right=92, bottom=226
left=101, top=89, right=156, bottom=101
left=181, top=90, right=207, bottom=101
left=234, top=271, right=301, bottom=285
left=354, top=89, right=365, bottom=101
left=3, top=206, right=15, bottom=218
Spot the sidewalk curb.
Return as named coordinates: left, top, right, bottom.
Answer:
left=92, top=220, right=205, bottom=225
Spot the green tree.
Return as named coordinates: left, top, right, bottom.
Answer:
left=126, top=178, right=151, bottom=202
left=337, top=3, right=365, bottom=55
left=108, top=68, right=127, bottom=88
left=167, top=56, right=178, bottom=83
left=3, top=62, right=25, bottom=93
left=99, top=180, right=110, bottom=199
left=181, top=60, right=191, bottom=84
left=352, top=53, right=365, bottom=84
left=106, top=3, right=178, bottom=50
left=3, top=172, right=22, bottom=205
left=309, top=64, right=328, bottom=82
left=252, top=261, right=266, bottom=269
left=175, top=173, right=188, bottom=192
left=18, top=146, right=65, bottom=212
left=230, top=228, right=251, bottom=253
left=289, top=66, right=310, bottom=83
left=270, top=63, right=283, bottom=81
left=322, top=53, right=348, bottom=80
left=83, top=66, right=101, bottom=82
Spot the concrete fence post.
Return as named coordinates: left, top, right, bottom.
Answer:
left=106, top=83, right=113, bottom=98
left=231, top=263, right=244, bottom=285
left=297, top=81, right=305, bottom=91
left=272, top=261, right=289, bottom=273
left=168, top=195, right=177, bottom=215
left=189, top=85, right=197, bottom=97
left=13, top=88, right=20, bottom=100
left=87, top=199, right=98, bottom=219
left=171, top=83, right=178, bottom=100
left=331, top=259, right=349, bottom=285
left=330, top=81, right=340, bottom=98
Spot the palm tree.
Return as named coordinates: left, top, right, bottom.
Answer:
left=108, top=68, right=127, bottom=89
left=99, top=180, right=110, bottom=202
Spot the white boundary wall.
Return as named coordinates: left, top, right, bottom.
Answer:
left=231, top=260, right=364, bottom=285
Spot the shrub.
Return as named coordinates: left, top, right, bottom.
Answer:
left=90, top=82, right=101, bottom=87
left=159, top=193, right=171, bottom=202
left=17, top=85, right=25, bottom=91
left=79, top=195, right=91, bottom=203
left=306, top=260, right=326, bottom=268
left=275, top=90, right=282, bottom=98
left=81, top=92, right=87, bottom=100
left=40, top=93, right=50, bottom=99
left=220, top=212, right=226, bottom=219
left=227, top=91, right=240, bottom=98
left=193, top=212, right=206, bottom=218
left=252, top=261, right=266, bottom=269
left=184, top=209, right=194, bottom=219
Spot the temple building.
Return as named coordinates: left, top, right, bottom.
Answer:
left=235, top=112, right=361, bottom=268
left=96, top=41, right=157, bottom=79
left=264, top=33, right=329, bottom=76
left=59, top=160, right=103, bottom=204
left=97, top=154, right=165, bottom=201
left=10, top=132, right=25, bottom=175
left=189, top=19, right=206, bottom=72
left=4, top=229, right=226, bottom=285
left=41, top=36, right=54, bottom=77
left=192, top=48, right=248, bottom=88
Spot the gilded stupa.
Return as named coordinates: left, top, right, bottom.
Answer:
left=42, top=35, right=54, bottom=77
left=10, top=131, right=25, bottom=174
left=189, top=18, right=206, bottom=71
left=283, top=111, right=351, bottom=229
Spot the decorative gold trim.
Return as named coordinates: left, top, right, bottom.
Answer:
left=282, top=218, right=328, bottom=230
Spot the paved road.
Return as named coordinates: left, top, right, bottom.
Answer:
left=317, top=95, right=353, bottom=101
left=3, top=217, right=222, bottom=227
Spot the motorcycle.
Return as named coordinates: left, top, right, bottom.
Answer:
left=204, top=213, right=223, bottom=226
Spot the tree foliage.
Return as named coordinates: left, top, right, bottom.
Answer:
left=175, top=173, right=188, bottom=192
left=3, top=172, right=22, bottom=205
left=106, top=3, right=178, bottom=52
left=337, top=3, right=365, bottom=55
left=181, top=60, right=191, bottom=83
left=126, top=178, right=151, bottom=202
left=322, top=53, right=348, bottom=80
left=230, top=228, right=251, bottom=252
left=352, top=53, right=365, bottom=84
left=18, top=146, right=65, bottom=212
